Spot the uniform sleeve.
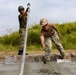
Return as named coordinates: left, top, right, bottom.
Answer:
left=52, top=24, right=57, bottom=29
left=40, top=30, right=44, bottom=36
left=49, top=23, right=55, bottom=28
left=18, top=15, right=21, bottom=26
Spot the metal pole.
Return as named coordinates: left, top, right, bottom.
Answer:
left=19, top=3, right=30, bottom=75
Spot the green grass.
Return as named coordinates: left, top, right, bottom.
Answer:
left=27, top=45, right=42, bottom=51
left=0, top=44, right=18, bottom=51
left=0, top=23, right=76, bottom=51
left=0, top=44, right=42, bottom=52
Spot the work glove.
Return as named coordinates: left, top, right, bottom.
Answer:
left=26, top=7, right=30, bottom=12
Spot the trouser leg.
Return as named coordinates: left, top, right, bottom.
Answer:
left=18, top=28, right=26, bottom=55
left=51, top=33, right=65, bottom=58
left=44, top=37, right=52, bottom=61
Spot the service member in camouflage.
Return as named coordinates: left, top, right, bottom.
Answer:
left=40, top=18, right=66, bottom=61
left=18, top=6, right=29, bottom=55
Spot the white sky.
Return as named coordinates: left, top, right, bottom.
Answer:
left=0, top=0, right=76, bottom=36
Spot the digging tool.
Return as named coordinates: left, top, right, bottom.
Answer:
left=69, top=52, right=76, bottom=61
left=69, top=52, right=76, bottom=58
left=19, top=3, right=31, bottom=75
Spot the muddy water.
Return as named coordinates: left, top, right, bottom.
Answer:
left=23, top=62, right=76, bottom=75
left=0, top=55, right=76, bottom=75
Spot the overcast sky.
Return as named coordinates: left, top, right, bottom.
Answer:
left=0, top=0, right=76, bottom=36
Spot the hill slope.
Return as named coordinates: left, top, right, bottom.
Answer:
left=0, top=22, right=76, bottom=50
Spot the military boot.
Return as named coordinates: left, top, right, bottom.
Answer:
left=18, top=49, right=23, bottom=55
left=18, top=49, right=29, bottom=55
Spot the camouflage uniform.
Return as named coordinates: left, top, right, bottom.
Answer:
left=19, top=28, right=26, bottom=51
left=40, top=23, right=65, bottom=61
left=44, top=32, right=65, bottom=61
left=18, top=13, right=27, bottom=54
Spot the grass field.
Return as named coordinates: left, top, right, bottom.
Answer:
left=0, top=22, right=76, bottom=52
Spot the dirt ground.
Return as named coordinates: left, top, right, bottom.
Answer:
left=0, top=50, right=76, bottom=62
left=0, top=50, right=76, bottom=55
left=0, top=50, right=76, bottom=75
left=23, top=62, right=76, bottom=75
